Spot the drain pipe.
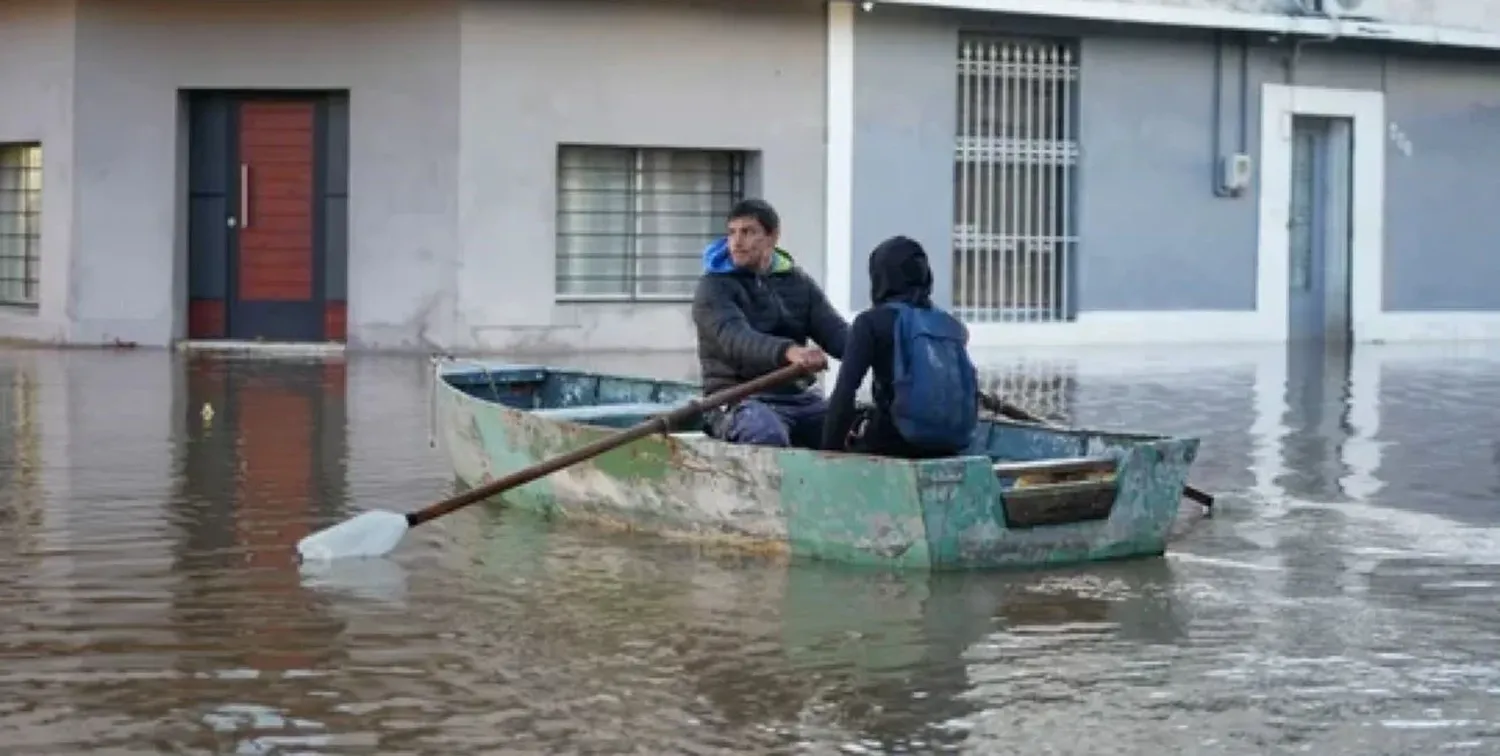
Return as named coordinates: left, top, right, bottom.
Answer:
left=1211, top=30, right=1229, bottom=197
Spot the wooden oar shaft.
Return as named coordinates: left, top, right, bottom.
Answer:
left=979, top=391, right=1215, bottom=507
left=407, top=363, right=812, bottom=528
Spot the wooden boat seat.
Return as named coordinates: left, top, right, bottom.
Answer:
left=991, top=455, right=1120, bottom=529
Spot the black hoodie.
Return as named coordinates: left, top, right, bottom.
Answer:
left=820, top=235, right=964, bottom=456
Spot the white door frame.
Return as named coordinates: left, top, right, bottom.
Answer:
left=823, top=0, right=856, bottom=321
left=1256, top=84, right=1385, bottom=343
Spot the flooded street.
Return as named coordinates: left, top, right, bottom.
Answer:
left=2, top=343, right=1500, bottom=754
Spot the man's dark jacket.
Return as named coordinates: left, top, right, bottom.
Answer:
left=691, top=237, right=848, bottom=396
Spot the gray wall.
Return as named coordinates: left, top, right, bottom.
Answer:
left=850, top=6, right=1500, bottom=315
left=849, top=13, right=960, bottom=311
left=0, top=0, right=827, bottom=352
left=1382, top=52, right=1500, bottom=311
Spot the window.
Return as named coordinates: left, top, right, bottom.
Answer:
left=556, top=145, right=746, bottom=301
left=952, top=36, right=1079, bottom=323
left=0, top=143, right=41, bottom=309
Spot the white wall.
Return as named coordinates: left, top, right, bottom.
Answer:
left=0, top=0, right=76, bottom=343
left=452, top=0, right=827, bottom=353
left=0, top=0, right=830, bottom=353
left=70, top=0, right=463, bottom=349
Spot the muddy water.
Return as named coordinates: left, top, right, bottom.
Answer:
left=1, top=344, right=1499, bottom=754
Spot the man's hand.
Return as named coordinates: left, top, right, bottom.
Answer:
left=784, top=344, right=829, bottom=372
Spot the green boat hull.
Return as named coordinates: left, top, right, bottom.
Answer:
left=432, top=360, right=1201, bottom=571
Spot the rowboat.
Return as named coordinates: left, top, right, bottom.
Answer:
left=431, top=360, right=1202, bottom=571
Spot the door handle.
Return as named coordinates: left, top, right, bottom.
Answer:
left=239, top=163, right=250, bottom=230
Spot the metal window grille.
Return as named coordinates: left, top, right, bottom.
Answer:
left=0, top=143, right=41, bottom=309
left=953, top=35, right=1079, bottom=323
left=556, top=145, right=746, bottom=301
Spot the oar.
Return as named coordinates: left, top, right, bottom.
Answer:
left=978, top=391, right=1216, bottom=508
left=296, top=363, right=815, bottom=562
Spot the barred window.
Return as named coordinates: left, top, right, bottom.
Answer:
left=953, top=35, right=1079, bottom=323
left=556, top=145, right=746, bottom=301
left=0, top=143, right=41, bottom=308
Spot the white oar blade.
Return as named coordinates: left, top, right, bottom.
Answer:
left=297, top=510, right=409, bottom=562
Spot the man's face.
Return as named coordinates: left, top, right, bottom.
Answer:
left=727, top=216, right=777, bottom=270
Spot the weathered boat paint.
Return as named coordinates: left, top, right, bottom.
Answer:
left=431, top=360, right=1202, bottom=571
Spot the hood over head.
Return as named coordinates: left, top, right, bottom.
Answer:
left=869, top=235, right=933, bottom=307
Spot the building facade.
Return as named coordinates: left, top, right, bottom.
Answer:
left=2, top=0, right=1500, bottom=353
left=0, top=0, right=829, bottom=353
left=839, top=0, right=1500, bottom=349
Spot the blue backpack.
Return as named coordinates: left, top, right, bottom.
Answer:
left=883, top=302, right=979, bottom=453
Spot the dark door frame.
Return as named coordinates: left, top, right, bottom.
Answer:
left=184, top=88, right=349, bottom=342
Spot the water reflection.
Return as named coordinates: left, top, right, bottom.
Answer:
left=298, top=556, right=411, bottom=605
left=434, top=509, right=1187, bottom=753
left=0, top=357, right=41, bottom=565
left=170, top=355, right=352, bottom=680
left=974, top=354, right=1078, bottom=423
left=1280, top=341, right=1356, bottom=502
left=0, top=344, right=1497, bottom=752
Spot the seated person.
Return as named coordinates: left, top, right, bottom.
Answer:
left=821, top=235, right=979, bottom=458
left=691, top=199, right=849, bottom=448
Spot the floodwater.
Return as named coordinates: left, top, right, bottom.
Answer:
left=2, top=343, right=1500, bottom=755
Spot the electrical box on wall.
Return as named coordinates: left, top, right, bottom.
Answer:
left=1314, top=0, right=1389, bottom=21
left=1219, top=153, right=1253, bottom=196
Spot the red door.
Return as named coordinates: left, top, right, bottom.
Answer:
left=231, top=101, right=322, bottom=340
left=185, top=93, right=348, bottom=343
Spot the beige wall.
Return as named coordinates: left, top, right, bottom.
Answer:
left=70, top=0, right=464, bottom=349
left=0, top=0, right=829, bottom=353
left=453, top=0, right=827, bottom=353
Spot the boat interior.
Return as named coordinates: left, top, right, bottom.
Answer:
left=442, top=364, right=708, bottom=434
left=438, top=364, right=1166, bottom=467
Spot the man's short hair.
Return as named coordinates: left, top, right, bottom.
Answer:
left=728, top=198, right=780, bottom=235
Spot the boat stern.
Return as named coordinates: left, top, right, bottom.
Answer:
left=915, top=433, right=1199, bottom=571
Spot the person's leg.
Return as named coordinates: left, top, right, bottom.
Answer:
left=848, top=416, right=907, bottom=457
left=715, top=399, right=793, bottom=447
left=776, top=392, right=831, bottom=450
left=848, top=409, right=957, bottom=459
left=841, top=404, right=875, bottom=453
